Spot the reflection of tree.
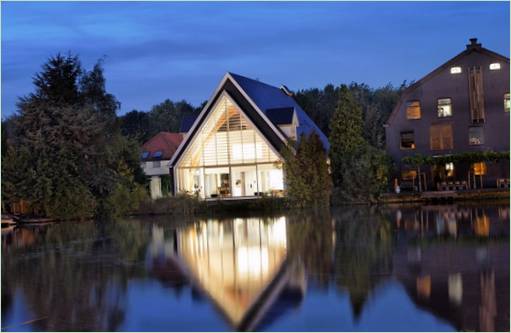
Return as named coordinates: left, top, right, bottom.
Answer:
left=1, top=219, right=150, bottom=331
left=286, top=209, right=334, bottom=288
left=333, top=207, right=392, bottom=318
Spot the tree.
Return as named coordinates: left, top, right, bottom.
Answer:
left=2, top=54, right=146, bottom=220
left=282, top=133, right=332, bottom=208
left=329, top=85, right=389, bottom=203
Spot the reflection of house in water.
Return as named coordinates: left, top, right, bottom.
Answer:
left=391, top=205, right=509, bottom=331
left=147, top=217, right=306, bottom=331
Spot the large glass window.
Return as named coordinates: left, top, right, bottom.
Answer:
left=176, top=93, right=284, bottom=198
left=430, top=124, right=453, bottom=150
left=437, top=98, right=453, bottom=117
left=406, top=101, right=421, bottom=119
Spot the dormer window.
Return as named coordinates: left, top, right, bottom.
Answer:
left=141, top=151, right=149, bottom=159
left=489, top=63, right=501, bottom=70
left=450, top=67, right=462, bottom=74
left=152, top=151, right=163, bottom=159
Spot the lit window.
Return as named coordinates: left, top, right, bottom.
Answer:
left=400, top=131, right=415, bottom=150
left=505, top=93, right=510, bottom=112
left=401, top=170, right=417, bottom=180
left=489, top=63, right=501, bottom=70
left=430, top=124, right=453, bottom=150
left=437, top=98, right=453, bottom=117
left=468, top=126, right=484, bottom=145
left=153, top=161, right=161, bottom=168
left=445, top=162, right=455, bottom=178
left=141, top=151, right=149, bottom=159
left=450, top=67, right=462, bottom=74
left=406, top=101, right=421, bottom=119
left=472, top=162, right=487, bottom=176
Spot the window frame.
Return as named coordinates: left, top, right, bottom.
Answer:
left=400, top=130, right=416, bottom=150
left=468, top=126, right=484, bottom=146
left=405, top=100, right=422, bottom=120
left=437, top=98, right=453, bottom=118
left=430, top=123, right=453, bottom=151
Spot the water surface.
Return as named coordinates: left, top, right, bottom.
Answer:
left=2, top=203, right=509, bottom=331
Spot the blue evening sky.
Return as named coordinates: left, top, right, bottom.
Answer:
left=2, top=1, right=509, bottom=117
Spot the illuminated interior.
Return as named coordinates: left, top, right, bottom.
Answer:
left=176, top=217, right=288, bottom=326
left=175, top=93, right=284, bottom=199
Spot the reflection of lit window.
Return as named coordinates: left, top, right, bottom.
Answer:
left=406, top=101, right=421, bottom=119
left=416, top=275, right=431, bottom=299
left=445, top=162, right=454, bottom=177
left=468, top=126, right=484, bottom=145
left=438, top=98, right=453, bottom=117
left=474, top=215, right=490, bottom=237
left=450, top=66, right=462, bottom=74
left=472, top=162, right=487, bottom=176
left=489, top=63, right=501, bottom=70
left=448, top=273, right=463, bottom=305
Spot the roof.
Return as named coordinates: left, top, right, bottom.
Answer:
left=141, top=132, right=183, bottom=161
left=228, top=72, right=330, bottom=150
left=265, top=107, right=295, bottom=125
left=386, top=38, right=510, bottom=126
left=179, top=114, right=198, bottom=133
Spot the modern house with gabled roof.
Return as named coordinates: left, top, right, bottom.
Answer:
left=385, top=38, right=510, bottom=191
left=170, top=72, right=329, bottom=199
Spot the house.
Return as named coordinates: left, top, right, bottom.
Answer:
left=385, top=38, right=510, bottom=191
left=170, top=72, right=329, bottom=200
left=141, top=132, right=183, bottom=199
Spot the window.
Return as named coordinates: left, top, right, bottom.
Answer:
left=141, top=151, right=149, bottom=159
left=505, top=93, right=510, bottom=112
left=489, top=63, right=501, bottom=70
left=450, top=66, right=462, bottom=74
left=472, top=162, right=487, bottom=176
left=430, top=124, right=453, bottom=150
left=152, top=151, right=163, bottom=158
left=468, top=126, right=484, bottom=145
left=437, top=98, right=453, bottom=117
left=406, top=101, right=421, bottom=119
left=401, top=170, right=417, bottom=180
left=400, top=131, right=416, bottom=150
left=445, top=163, right=454, bottom=178
left=153, top=161, right=161, bottom=168
left=468, top=66, right=485, bottom=122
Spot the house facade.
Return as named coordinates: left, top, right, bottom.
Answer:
left=385, top=38, right=510, bottom=190
left=170, top=72, right=329, bottom=200
left=141, top=132, right=183, bottom=199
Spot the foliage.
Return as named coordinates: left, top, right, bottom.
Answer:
left=1, top=54, right=147, bottom=220
left=402, top=151, right=510, bottom=167
left=119, top=99, right=198, bottom=144
left=295, top=82, right=405, bottom=148
left=329, top=86, right=390, bottom=203
left=282, top=133, right=332, bottom=208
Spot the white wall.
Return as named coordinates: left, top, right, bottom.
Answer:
left=141, top=159, right=171, bottom=176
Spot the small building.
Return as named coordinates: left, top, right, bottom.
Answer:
left=141, top=132, right=183, bottom=199
left=385, top=38, right=510, bottom=191
left=170, top=72, right=329, bottom=200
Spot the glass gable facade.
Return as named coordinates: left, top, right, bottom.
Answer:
left=175, top=93, right=285, bottom=199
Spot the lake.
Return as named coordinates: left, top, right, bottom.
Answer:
left=1, top=203, right=509, bottom=331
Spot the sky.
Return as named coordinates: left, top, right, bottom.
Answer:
left=2, top=1, right=509, bottom=117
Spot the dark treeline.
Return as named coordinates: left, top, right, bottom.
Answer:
left=2, top=53, right=405, bottom=219
left=295, top=82, right=407, bottom=148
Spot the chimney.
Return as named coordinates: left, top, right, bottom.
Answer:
left=280, top=84, right=293, bottom=96
left=466, top=38, right=482, bottom=50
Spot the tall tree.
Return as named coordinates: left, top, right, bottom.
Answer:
left=2, top=54, right=146, bottom=220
